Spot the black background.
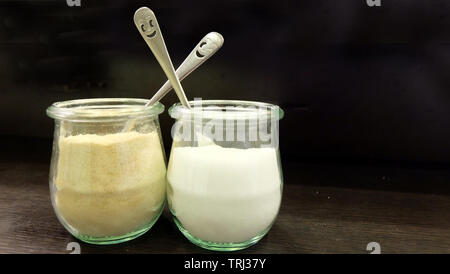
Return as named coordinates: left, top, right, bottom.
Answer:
left=1, top=0, right=449, bottom=183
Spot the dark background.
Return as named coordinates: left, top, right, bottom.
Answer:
left=1, top=0, right=449, bottom=188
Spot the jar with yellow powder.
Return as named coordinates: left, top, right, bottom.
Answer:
left=46, top=98, right=166, bottom=244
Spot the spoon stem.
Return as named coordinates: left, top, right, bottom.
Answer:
left=146, top=32, right=224, bottom=107
left=134, top=7, right=190, bottom=108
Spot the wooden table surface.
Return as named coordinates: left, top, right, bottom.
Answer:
left=1, top=159, right=450, bottom=254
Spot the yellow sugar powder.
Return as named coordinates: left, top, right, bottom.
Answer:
left=54, top=131, right=166, bottom=237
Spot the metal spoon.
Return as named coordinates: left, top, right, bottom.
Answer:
left=134, top=7, right=190, bottom=108
left=122, top=32, right=224, bottom=132
left=146, top=32, right=224, bottom=106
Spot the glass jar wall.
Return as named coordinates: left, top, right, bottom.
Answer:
left=167, top=100, right=284, bottom=251
left=46, top=98, right=166, bottom=244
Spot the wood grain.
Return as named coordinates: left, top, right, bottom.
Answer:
left=1, top=160, right=449, bottom=254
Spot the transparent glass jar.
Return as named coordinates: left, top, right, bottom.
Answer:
left=46, top=98, right=166, bottom=244
left=167, top=100, right=284, bottom=251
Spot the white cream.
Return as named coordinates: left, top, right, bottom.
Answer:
left=167, top=144, right=282, bottom=243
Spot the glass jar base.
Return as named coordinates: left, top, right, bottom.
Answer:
left=67, top=204, right=164, bottom=245
left=73, top=225, right=151, bottom=245
left=173, top=217, right=270, bottom=251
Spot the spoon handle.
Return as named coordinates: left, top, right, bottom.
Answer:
left=134, top=7, right=190, bottom=108
left=146, top=32, right=224, bottom=107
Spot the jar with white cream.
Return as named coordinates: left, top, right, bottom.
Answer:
left=167, top=100, right=284, bottom=251
left=46, top=98, right=166, bottom=244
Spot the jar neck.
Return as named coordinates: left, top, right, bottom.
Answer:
left=47, top=98, right=164, bottom=122
left=168, top=100, right=284, bottom=122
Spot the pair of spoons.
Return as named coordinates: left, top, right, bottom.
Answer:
left=122, top=7, right=223, bottom=132
left=134, top=7, right=223, bottom=109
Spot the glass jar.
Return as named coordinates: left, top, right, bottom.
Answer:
left=46, top=98, right=166, bottom=244
left=167, top=100, right=284, bottom=251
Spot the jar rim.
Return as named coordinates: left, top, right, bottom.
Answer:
left=46, top=98, right=164, bottom=122
left=168, top=100, right=284, bottom=120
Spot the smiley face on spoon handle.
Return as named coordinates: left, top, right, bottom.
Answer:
left=134, top=7, right=190, bottom=108
left=147, top=32, right=224, bottom=107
